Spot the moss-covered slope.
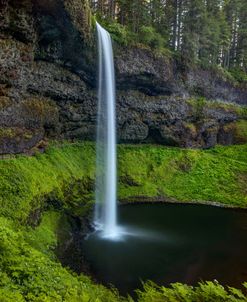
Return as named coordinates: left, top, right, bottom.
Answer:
left=0, top=142, right=246, bottom=225
left=118, top=144, right=247, bottom=207
left=0, top=142, right=247, bottom=301
left=0, top=143, right=95, bottom=222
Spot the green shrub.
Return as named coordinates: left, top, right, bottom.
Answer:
left=95, top=17, right=134, bottom=46
left=106, top=22, right=130, bottom=45
left=139, top=26, right=165, bottom=49
left=0, top=217, right=125, bottom=302
left=137, top=280, right=247, bottom=302
left=229, top=68, right=247, bottom=84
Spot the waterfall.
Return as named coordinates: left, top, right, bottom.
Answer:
left=94, top=22, right=118, bottom=239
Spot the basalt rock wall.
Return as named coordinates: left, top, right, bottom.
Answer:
left=0, top=0, right=246, bottom=154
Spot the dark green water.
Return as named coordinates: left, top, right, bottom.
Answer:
left=82, top=204, right=247, bottom=295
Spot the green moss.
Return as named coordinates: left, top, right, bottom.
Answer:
left=64, top=0, right=92, bottom=40
left=0, top=142, right=246, bottom=225
left=235, top=120, right=247, bottom=143
left=22, top=98, right=59, bottom=123
left=183, top=122, right=197, bottom=136
left=0, top=127, right=36, bottom=140
left=187, top=97, right=247, bottom=119
left=0, top=127, right=17, bottom=138
left=187, top=97, right=207, bottom=120
left=118, top=144, right=247, bottom=207
left=0, top=142, right=95, bottom=222
left=0, top=96, right=11, bottom=110
left=209, top=102, right=247, bottom=119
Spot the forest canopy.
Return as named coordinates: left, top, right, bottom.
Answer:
left=90, top=0, right=247, bottom=76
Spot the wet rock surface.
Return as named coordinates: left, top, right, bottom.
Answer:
left=0, top=0, right=246, bottom=154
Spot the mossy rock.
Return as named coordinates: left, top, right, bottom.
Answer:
left=234, top=120, right=247, bottom=143
left=187, top=97, right=247, bottom=119
left=0, top=96, right=11, bottom=110
left=21, top=98, right=59, bottom=127
left=64, top=0, right=92, bottom=41
left=0, top=97, right=60, bottom=154
left=0, top=127, right=44, bottom=155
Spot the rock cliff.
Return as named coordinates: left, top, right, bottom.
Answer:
left=0, top=0, right=246, bottom=154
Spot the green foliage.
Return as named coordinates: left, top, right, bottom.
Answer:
left=0, top=217, right=124, bottom=302
left=101, top=20, right=132, bottom=46
left=91, top=0, right=247, bottom=71
left=96, top=19, right=167, bottom=51
left=229, top=68, right=247, bottom=84
left=205, top=65, right=237, bottom=84
left=0, top=209, right=246, bottom=301
left=24, top=211, right=61, bottom=258
left=139, top=26, right=165, bottom=49
left=137, top=280, right=247, bottom=302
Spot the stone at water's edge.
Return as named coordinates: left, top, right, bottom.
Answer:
left=0, top=0, right=246, bottom=154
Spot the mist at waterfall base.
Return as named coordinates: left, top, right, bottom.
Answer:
left=83, top=204, right=247, bottom=295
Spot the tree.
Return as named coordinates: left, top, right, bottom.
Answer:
left=224, top=0, right=242, bottom=68
left=236, top=0, right=247, bottom=70
left=182, top=0, right=207, bottom=63
left=89, top=0, right=247, bottom=72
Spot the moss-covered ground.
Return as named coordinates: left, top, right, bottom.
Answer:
left=0, top=142, right=247, bottom=301
left=118, top=144, right=247, bottom=207
left=0, top=142, right=96, bottom=222
left=0, top=142, right=246, bottom=223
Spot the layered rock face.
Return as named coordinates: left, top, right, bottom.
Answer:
left=0, top=0, right=246, bottom=154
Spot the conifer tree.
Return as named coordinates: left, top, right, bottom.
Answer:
left=89, top=0, right=247, bottom=72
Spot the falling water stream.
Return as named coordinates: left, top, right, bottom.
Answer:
left=94, top=22, right=118, bottom=239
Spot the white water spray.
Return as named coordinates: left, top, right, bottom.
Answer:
left=94, top=22, right=118, bottom=239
